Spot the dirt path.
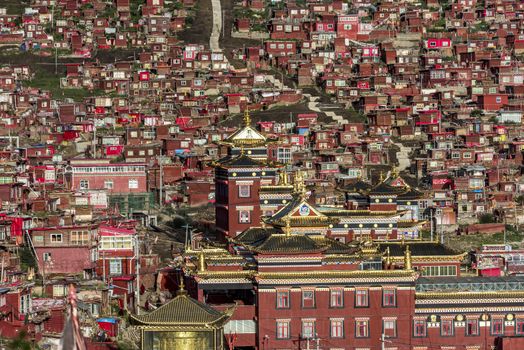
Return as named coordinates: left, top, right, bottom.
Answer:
left=210, top=0, right=223, bottom=52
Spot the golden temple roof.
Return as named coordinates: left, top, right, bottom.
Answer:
left=130, top=289, right=231, bottom=326
left=218, top=109, right=270, bottom=147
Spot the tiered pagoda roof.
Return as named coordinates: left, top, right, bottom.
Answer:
left=130, top=287, right=232, bottom=327
left=217, top=110, right=276, bottom=148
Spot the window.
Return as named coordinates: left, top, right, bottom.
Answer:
left=100, top=236, right=133, bottom=250
left=51, top=234, right=62, bottom=243
left=128, top=179, right=138, bottom=189
left=383, top=319, right=397, bottom=338
left=330, top=319, right=344, bottom=338
left=238, top=185, right=251, bottom=198
left=382, top=289, right=396, bottom=307
left=355, top=320, right=369, bottom=338
left=441, top=319, right=454, bottom=336
left=302, top=320, right=315, bottom=339
left=496, top=97, right=502, bottom=103
left=104, top=180, right=113, bottom=190
left=516, top=319, right=524, bottom=335
left=413, top=320, right=426, bottom=337
left=330, top=289, right=343, bottom=307
left=491, top=318, right=504, bottom=335
left=276, top=290, right=290, bottom=309
left=355, top=289, right=369, bottom=307
left=53, top=285, right=66, bottom=297
left=302, top=290, right=315, bottom=308
left=20, top=294, right=31, bottom=315
left=71, top=231, right=89, bottom=245
left=466, top=319, right=479, bottom=336
left=79, top=179, right=89, bottom=190
left=239, top=210, right=251, bottom=224
left=43, top=252, right=52, bottom=261
left=276, top=320, right=290, bottom=339
left=109, top=259, right=122, bottom=275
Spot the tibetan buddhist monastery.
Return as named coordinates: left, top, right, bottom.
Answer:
left=213, top=111, right=282, bottom=239
left=130, top=282, right=232, bottom=350
left=176, top=233, right=524, bottom=350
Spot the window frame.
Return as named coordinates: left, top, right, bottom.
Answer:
left=238, top=184, right=251, bottom=198
left=383, top=319, right=397, bottom=338
left=515, top=318, right=524, bottom=335
left=355, top=319, right=369, bottom=338
left=491, top=318, right=504, bottom=336
left=382, top=288, right=397, bottom=307
left=355, top=289, right=369, bottom=308
left=50, top=234, right=63, bottom=243
left=466, top=318, right=479, bottom=336
left=330, top=319, right=344, bottom=338
left=302, top=289, right=315, bottom=309
left=441, top=319, right=454, bottom=336
left=109, top=259, right=122, bottom=275
left=301, top=320, right=316, bottom=339
left=238, top=210, right=251, bottom=224
left=276, top=290, right=290, bottom=309
left=276, top=320, right=290, bottom=339
left=413, top=319, right=426, bottom=337
left=329, top=288, right=344, bottom=308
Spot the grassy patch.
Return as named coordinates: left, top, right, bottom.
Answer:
left=23, top=67, right=104, bottom=102
left=446, top=229, right=524, bottom=251
left=2, top=0, right=29, bottom=15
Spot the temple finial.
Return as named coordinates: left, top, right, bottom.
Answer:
left=279, top=169, right=288, bottom=185
left=177, top=275, right=187, bottom=295
left=198, top=250, right=207, bottom=272
left=243, top=108, right=251, bottom=126
left=404, top=245, right=412, bottom=270
left=294, top=171, right=306, bottom=198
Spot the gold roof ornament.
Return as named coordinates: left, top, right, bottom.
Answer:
left=392, top=167, right=399, bottom=178
left=279, top=169, right=289, bottom=185
left=385, top=247, right=392, bottom=267
left=178, top=275, right=187, bottom=296
left=293, top=170, right=307, bottom=199
left=198, top=251, right=207, bottom=273
left=243, top=107, right=251, bottom=127
left=404, top=245, right=413, bottom=270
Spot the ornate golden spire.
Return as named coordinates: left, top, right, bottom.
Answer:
left=404, top=245, right=412, bottom=270
left=279, top=169, right=288, bottom=185
left=293, top=170, right=307, bottom=198
left=385, top=247, right=392, bottom=268
left=243, top=108, right=251, bottom=127
left=177, top=275, right=187, bottom=296
left=392, top=167, right=399, bottom=178
left=198, top=250, right=207, bottom=272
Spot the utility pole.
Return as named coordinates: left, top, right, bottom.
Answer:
left=159, top=155, right=164, bottom=208
left=135, top=236, right=141, bottom=315
left=430, top=208, right=434, bottom=241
